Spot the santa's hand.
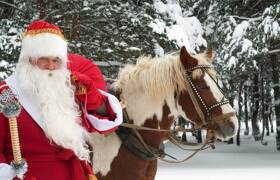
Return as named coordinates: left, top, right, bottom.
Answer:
left=71, top=71, right=103, bottom=110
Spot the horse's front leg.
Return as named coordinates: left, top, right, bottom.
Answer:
left=145, top=160, right=158, bottom=180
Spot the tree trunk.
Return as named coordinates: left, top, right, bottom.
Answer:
left=178, top=117, right=187, bottom=142
left=260, top=68, right=268, bottom=145
left=228, top=97, right=234, bottom=144
left=71, top=14, right=80, bottom=41
left=181, top=132, right=187, bottom=142
left=196, top=130, right=202, bottom=143
left=244, top=85, right=249, bottom=135
left=251, top=74, right=261, bottom=140
left=270, top=53, right=280, bottom=150
left=37, top=0, right=47, bottom=19
left=269, top=106, right=274, bottom=133
left=264, top=91, right=271, bottom=136
left=237, top=81, right=244, bottom=146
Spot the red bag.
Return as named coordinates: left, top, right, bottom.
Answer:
left=71, top=71, right=103, bottom=110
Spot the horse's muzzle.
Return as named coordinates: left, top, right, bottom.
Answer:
left=212, top=113, right=238, bottom=140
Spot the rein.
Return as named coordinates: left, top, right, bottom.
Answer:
left=119, top=109, right=216, bottom=163
left=132, top=125, right=215, bottom=163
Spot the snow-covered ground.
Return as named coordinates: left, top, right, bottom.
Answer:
left=156, top=132, right=280, bottom=179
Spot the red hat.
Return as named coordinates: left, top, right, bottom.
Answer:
left=19, top=20, right=68, bottom=64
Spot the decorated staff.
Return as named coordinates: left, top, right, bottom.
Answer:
left=0, top=87, right=27, bottom=179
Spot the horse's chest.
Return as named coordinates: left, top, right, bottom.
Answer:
left=97, top=145, right=158, bottom=180
left=89, top=133, right=122, bottom=176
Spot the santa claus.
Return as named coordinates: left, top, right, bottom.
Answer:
left=0, top=20, right=122, bottom=180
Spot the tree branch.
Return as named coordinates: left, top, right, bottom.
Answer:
left=268, top=49, right=280, bottom=54
left=251, top=0, right=263, bottom=9
left=0, top=1, right=25, bottom=13
left=227, top=15, right=262, bottom=22
left=42, top=9, right=61, bottom=21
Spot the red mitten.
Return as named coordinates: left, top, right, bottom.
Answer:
left=71, top=71, right=103, bottom=110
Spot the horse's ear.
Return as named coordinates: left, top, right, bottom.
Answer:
left=180, top=46, right=197, bottom=68
left=206, top=48, right=215, bottom=63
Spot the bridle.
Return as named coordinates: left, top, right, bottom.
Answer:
left=184, top=64, right=235, bottom=127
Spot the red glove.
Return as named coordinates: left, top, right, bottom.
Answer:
left=71, top=71, right=103, bottom=110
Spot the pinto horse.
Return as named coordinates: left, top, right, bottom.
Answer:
left=89, top=46, right=238, bottom=180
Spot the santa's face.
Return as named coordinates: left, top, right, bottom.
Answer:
left=31, top=56, right=62, bottom=70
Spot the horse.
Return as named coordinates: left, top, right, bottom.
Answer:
left=89, top=46, right=239, bottom=180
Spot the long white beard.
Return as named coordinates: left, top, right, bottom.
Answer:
left=15, top=62, right=90, bottom=161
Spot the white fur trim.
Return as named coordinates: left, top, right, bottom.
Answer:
left=0, top=163, right=28, bottom=180
left=5, top=74, right=45, bottom=129
left=19, top=33, right=68, bottom=64
left=0, top=163, right=16, bottom=180
left=87, top=90, right=123, bottom=132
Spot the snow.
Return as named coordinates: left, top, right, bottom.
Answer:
left=105, top=48, right=113, bottom=53
left=8, top=27, right=18, bottom=34
left=232, top=21, right=249, bottom=40
left=149, top=19, right=166, bottom=34
left=153, top=0, right=167, bottom=15
left=241, top=39, right=252, bottom=53
left=166, top=24, right=193, bottom=51
left=76, top=43, right=82, bottom=47
left=151, top=0, right=207, bottom=53
left=156, top=125, right=280, bottom=179
left=272, top=21, right=279, bottom=36
left=227, top=56, right=237, bottom=68
left=125, top=47, right=141, bottom=51
left=94, top=61, right=122, bottom=67
left=273, top=99, right=280, bottom=106
left=0, top=60, right=9, bottom=67
left=263, top=16, right=273, bottom=34
left=260, top=9, right=280, bottom=38
left=154, top=42, right=164, bottom=57
left=0, top=60, right=9, bottom=79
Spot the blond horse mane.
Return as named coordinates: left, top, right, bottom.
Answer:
left=114, top=51, right=216, bottom=101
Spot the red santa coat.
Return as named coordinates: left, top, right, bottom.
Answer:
left=0, top=106, right=91, bottom=180
left=0, top=54, right=121, bottom=180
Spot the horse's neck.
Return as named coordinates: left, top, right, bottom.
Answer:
left=125, top=90, right=177, bottom=126
left=124, top=92, right=164, bottom=126
left=121, top=86, right=177, bottom=148
left=136, top=102, right=175, bottom=148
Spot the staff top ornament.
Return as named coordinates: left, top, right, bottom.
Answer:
left=0, top=88, right=21, bottom=118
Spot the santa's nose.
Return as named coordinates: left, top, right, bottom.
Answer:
left=46, top=62, right=56, bottom=70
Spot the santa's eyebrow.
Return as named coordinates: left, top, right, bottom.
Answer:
left=39, top=57, right=49, bottom=60
left=54, top=57, right=62, bottom=62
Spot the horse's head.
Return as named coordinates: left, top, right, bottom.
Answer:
left=177, top=46, right=238, bottom=140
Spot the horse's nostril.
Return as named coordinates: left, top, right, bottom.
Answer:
left=213, top=123, right=226, bottom=138
left=213, top=119, right=237, bottom=140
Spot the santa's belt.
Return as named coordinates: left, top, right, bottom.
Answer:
left=7, top=149, right=94, bottom=180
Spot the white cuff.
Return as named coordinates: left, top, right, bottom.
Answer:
left=87, top=89, right=123, bottom=133
left=0, top=163, right=16, bottom=180
left=0, top=162, right=28, bottom=180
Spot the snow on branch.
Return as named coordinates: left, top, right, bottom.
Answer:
left=268, top=49, right=280, bottom=54
left=226, top=15, right=262, bottom=22
left=0, top=1, right=25, bottom=13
